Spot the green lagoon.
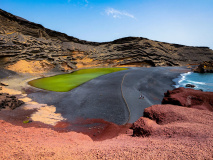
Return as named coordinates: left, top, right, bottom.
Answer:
left=28, top=68, right=128, bottom=92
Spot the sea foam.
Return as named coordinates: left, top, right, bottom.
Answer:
left=173, top=72, right=213, bottom=92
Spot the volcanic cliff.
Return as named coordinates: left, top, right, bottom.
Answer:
left=1, top=9, right=213, bottom=72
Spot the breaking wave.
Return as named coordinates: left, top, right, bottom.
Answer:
left=173, top=72, right=213, bottom=92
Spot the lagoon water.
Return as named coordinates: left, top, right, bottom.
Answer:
left=28, top=67, right=127, bottom=92
left=174, top=72, right=213, bottom=92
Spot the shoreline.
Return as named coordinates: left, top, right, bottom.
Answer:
left=122, top=66, right=190, bottom=123
left=0, top=66, right=190, bottom=138
left=174, top=71, right=213, bottom=92
left=1, top=67, right=213, bottom=159
left=26, top=67, right=190, bottom=125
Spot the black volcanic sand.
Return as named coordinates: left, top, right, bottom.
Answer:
left=28, top=70, right=130, bottom=125
left=0, top=67, right=190, bottom=140
left=122, top=67, right=190, bottom=123
left=27, top=67, right=190, bottom=125
left=0, top=68, right=16, bottom=79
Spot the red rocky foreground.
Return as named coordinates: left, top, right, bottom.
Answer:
left=132, top=88, right=213, bottom=138
left=0, top=87, right=212, bottom=159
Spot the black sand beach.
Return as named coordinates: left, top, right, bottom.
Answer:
left=26, top=67, right=190, bottom=125
left=0, top=68, right=16, bottom=79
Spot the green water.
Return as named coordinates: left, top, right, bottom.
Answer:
left=28, top=68, right=128, bottom=92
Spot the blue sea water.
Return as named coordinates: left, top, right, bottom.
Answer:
left=173, top=72, right=213, bottom=92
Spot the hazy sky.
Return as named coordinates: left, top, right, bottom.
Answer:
left=1, top=0, right=213, bottom=49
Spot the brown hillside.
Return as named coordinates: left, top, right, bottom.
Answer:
left=0, top=9, right=213, bottom=72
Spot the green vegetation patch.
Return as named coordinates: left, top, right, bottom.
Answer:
left=28, top=68, right=128, bottom=92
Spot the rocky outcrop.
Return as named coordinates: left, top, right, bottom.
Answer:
left=132, top=104, right=213, bottom=138
left=132, top=87, right=213, bottom=137
left=185, top=84, right=195, bottom=88
left=0, top=93, right=24, bottom=110
left=6, top=60, right=55, bottom=73
left=162, top=87, right=213, bottom=112
left=1, top=9, right=213, bottom=72
left=194, top=61, right=213, bottom=73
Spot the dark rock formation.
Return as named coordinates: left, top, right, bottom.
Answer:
left=1, top=9, right=213, bottom=71
left=194, top=61, right=213, bottom=73
left=132, top=105, right=213, bottom=138
left=162, top=87, right=213, bottom=112
left=0, top=93, right=24, bottom=110
left=185, top=84, right=195, bottom=88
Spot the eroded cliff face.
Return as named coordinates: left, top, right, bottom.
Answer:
left=194, top=61, right=213, bottom=73
left=1, top=9, right=213, bottom=72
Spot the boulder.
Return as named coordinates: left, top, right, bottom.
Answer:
left=0, top=93, right=24, bottom=110
left=0, top=82, right=8, bottom=86
left=194, top=61, right=213, bottom=73
left=185, top=84, right=195, bottom=88
left=162, top=87, right=213, bottom=112
left=132, top=105, right=213, bottom=138
left=132, top=87, right=213, bottom=137
left=131, top=117, right=158, bottom=137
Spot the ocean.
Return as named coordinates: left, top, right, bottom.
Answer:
left=173, top=72, right=213, bottom=92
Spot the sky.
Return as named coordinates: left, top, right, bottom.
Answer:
left=1, top=0, right=213, bottom=49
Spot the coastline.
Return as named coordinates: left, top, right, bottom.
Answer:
left=1, top=66, right=213, bottom=159
left=174, top=71, right=213, bottom=92
left=122, top=66, right=190, bottom=123
left=172, top=71, right=191, bottom=88
left=26, top=67, right=190, bottom=125
left=0, top=67, right=190, bottom=134
left=0, top=6, right=213, bottom=159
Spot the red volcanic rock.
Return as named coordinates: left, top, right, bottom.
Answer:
left=132, top=87, right=213, bottom=138
left=132, top=105, right=213, bottom=138
left=131, top=117, right=158, bottom=137
left=55, top=118, right=132, bottom=141
left=162, top=87, right=213, bottom=112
